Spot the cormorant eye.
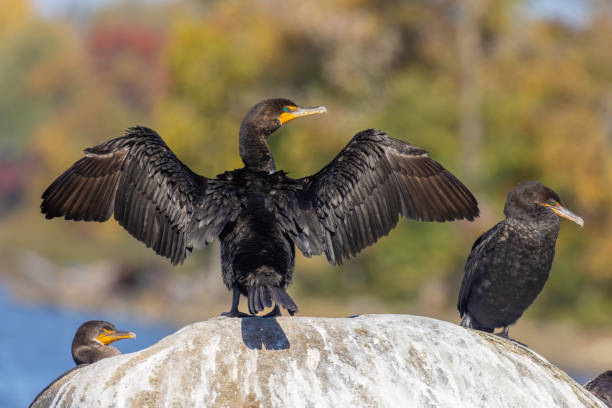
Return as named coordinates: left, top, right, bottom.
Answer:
left=282, top=107, right=290, bottom=112
left=548, top=199, right=556, bottom=206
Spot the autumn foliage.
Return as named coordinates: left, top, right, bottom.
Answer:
left=1, top=0, right=611, bottom=325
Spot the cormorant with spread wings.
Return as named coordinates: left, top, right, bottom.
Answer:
left=42, top=98, right=479, bottom=317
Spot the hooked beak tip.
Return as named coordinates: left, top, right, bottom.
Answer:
left=550, top=206, right=584, bottom=228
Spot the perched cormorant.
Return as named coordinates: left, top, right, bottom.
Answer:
left=585, top=371, right=612, bottom=407
left=458, top=181, right=583, bottom=340
left=30, top=321, right=135, bottom=408
left=71, top=320, right=136, bottom=365
left=41, top=98, right=479, bottom=317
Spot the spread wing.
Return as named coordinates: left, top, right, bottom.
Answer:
left=277, top=128, right=479, bottom=265
left=457, top=222, right=503, bottom=316
left=41, top=126, right=240, bottom=264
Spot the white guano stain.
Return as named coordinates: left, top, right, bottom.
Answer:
left=306, top=348, right=320, bottom=371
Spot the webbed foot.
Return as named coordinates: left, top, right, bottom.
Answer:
left=221, top=310, right=251, bottom=318
left=496, top=326, right=527, bottom=347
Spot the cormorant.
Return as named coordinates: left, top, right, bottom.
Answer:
left=585, top=371, right=612, bottom=407
left=458, top=181, right=583, bottom=340
left=41, top=98, right=479, bottom=317
left=30, top=320, right=135, bottom=408
left=71, top=320, right=136, bottom=365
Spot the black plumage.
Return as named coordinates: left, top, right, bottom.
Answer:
left=42, top=98, right=479, bottom=317
left=458, top=181, right=583, bottom=340
left=585, top=371, right=612, bottom=408
left=30, top=320, right=134, bottom=408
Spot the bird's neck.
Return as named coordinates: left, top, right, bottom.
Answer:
left=73, top=343, right=120, bottom=365
left=506, top=211, right=560, bottom=239
left=239, top=124, right=277, bottom=173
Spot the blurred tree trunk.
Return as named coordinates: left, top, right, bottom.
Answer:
left=457, top=0, right=484, bottom=188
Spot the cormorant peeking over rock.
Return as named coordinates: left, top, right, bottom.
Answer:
left=30, top=320, right=135, bottom=408
left=42, top=98, right=479, bottom=317
left=71, top=320, right=136, bottom=365
left=458, top=181, right=583, bottom=341
left=585, top=371, right=612, bottom=407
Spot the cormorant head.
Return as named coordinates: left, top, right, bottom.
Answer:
left=504, top=181, right=583, bottom=227
left=239, top=98, right=326, bottom=172
left=240, top=98, right=327, bottom=139
left=71, top=320, right=135, bottom=365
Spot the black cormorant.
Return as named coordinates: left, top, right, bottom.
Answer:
left=42, top=98, right=479, bottom=317
left=585, top=371, right=612, bottom=407
left=458, top=181, right=583, bottom=340
left=30, top=320, right=135, bottom=408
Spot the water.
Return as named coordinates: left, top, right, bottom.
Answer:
left=0, top=286, right=177, bottom=407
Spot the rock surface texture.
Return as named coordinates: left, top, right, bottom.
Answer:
left=32, top=314, right=605, bottom=408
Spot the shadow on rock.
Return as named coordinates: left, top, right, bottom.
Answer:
left=241, top=317, right=290, bottom=350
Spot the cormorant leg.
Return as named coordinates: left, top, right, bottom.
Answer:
left=221, top=287, right=250, bottom=318
left=262, top=305, right=282, bottom=318
left=460, top=313, right=477, bottom=329
left=496, top=325, right=527, bottom=347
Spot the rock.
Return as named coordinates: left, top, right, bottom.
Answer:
left=32, top=314, right=605, bottom=408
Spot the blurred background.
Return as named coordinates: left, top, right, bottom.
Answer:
left=1, top=0, right=611, bottom=405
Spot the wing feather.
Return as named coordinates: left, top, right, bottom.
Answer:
left=277, top=128, right=479, bottom=265
left=457, top=222, right=504, bottom=316
left=41, top=126, right=240, bottom=264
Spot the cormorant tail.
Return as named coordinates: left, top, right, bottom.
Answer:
left=247, top=285, right=298, bottom=316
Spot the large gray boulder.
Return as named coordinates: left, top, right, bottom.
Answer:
left=32, top=314, right=604, bottom=408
